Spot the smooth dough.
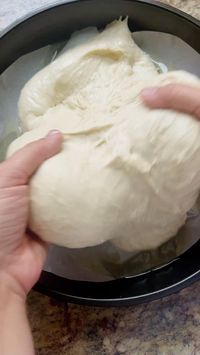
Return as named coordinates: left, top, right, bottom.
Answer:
left=7, top=19, right=200, bottom=251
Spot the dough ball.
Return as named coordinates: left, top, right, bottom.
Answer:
left=7, top=19, right=200, bottom=251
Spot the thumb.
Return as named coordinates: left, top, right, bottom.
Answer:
left=0, top=130, right=62, bottom=188
left=141, top=84, right=200, bottom=120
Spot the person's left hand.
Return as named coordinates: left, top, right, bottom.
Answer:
left=0, top=130, right=62, bottom=299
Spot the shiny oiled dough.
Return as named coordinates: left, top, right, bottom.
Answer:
left=7, top=20, right=200, bottom=251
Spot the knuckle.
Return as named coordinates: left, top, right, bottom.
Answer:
left=160, top=84, right=180, bottom=102
left=27, top=137, right=44, bottom=150
left=8, top=165, right=27, bottom=184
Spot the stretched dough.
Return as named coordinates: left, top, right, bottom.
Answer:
left=7, top=20, right=200, bottom=251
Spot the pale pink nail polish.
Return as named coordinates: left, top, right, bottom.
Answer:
left=46, top=129, right=61, bottom=137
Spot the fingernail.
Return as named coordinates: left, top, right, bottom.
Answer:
left=46, top=129, right=61, bottom=137
left=141, top=87, right=159, bottom=100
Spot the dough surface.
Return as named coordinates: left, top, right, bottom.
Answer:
left=7, top=20, right=200, bottom=251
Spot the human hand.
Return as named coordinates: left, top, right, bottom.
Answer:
left=141, top=84, right=200, bottom=120
left=0, top=130, right=62, bottom=299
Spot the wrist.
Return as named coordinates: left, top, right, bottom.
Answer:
left=0, top=272, right=27, bottom=304
left=0, top=275, right=34, bottom=355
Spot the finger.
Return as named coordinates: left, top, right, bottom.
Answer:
left=30, top=238, right=48, bottom=269
left=0, top=130, right=62, bottom=188
left=141, top=84, right=200, bottom=120
left=28, top=232, right=48, bottom=267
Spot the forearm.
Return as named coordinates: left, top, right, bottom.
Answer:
left=0, top=283, right=34, bottom=355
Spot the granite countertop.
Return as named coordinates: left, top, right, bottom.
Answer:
left=1, top=1, right=200, bottom=354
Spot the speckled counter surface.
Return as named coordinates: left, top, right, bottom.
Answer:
left=27, top=283, right=200, bottom=354
left=1, top=1, right=200, bottom=354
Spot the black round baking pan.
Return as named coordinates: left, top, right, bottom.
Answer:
left=1, top=0, right=200, bottom=306
left=35, top=240, right=200, bottom=306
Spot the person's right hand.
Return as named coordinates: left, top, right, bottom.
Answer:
left=141, top=84, right=200, bottom=120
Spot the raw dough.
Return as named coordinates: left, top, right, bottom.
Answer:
left=7, top=19, right=200, bottom=251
